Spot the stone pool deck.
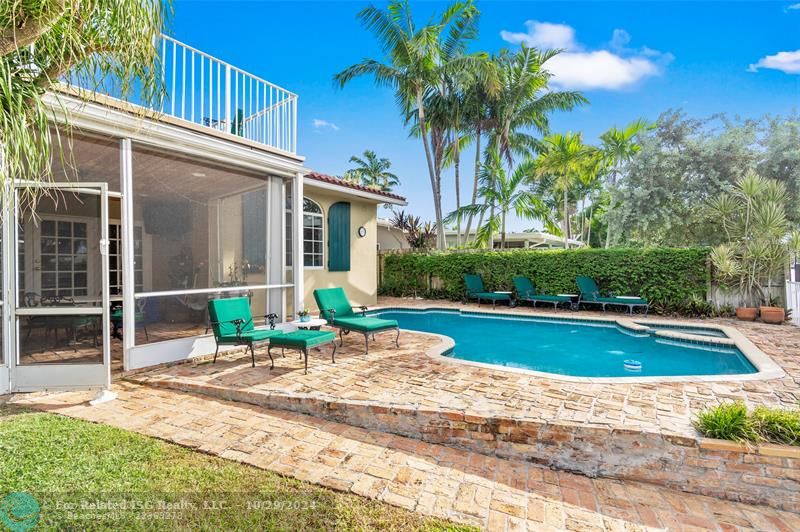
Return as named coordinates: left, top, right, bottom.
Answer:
left=121, top=297, right=800, bottom=512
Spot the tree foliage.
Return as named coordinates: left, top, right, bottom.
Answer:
left=609, top=110, right=800, bottom=247
left=1, top=0, right=168, bottom=198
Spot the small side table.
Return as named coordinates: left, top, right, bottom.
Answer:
left=293, top=318, right=328, bottom=331
left=557, top=294, right=580, bottom=311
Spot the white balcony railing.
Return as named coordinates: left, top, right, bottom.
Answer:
left=158, top=35, right=297, bottom=154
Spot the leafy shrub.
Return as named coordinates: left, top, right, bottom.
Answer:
left=694, top=402, right=758, bottom=443
left=751, top=406, right=800, bottom=446
left=380, top=247, right=710, bottom=312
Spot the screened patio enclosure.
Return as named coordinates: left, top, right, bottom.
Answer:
left=1, top=126, right=304, bottom=393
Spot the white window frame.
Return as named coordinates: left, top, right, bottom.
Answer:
left=302, top=197, right=324, bottom=270
left=29, top=214, right=98, bottom=301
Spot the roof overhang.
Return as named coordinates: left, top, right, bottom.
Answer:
left=44, top=92, right=308, bottom=179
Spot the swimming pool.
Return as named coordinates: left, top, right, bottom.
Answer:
left=370, top=309, right=758, bottom=378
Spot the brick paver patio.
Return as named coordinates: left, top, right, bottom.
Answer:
left=13, top=382, right=800, bottom=531
left=128, top=297, right=800, bottom=439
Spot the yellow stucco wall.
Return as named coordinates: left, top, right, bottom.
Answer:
left=303, top=187, right=378, bottom=311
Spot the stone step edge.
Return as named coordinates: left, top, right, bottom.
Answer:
left=129, top=375, right=800, bottom=514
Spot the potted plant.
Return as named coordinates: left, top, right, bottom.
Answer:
left=760, top=296, right=786, bottom=324
left=708, top=172, right=800, bottom=322
left=297, top=307, right=311, bottom=323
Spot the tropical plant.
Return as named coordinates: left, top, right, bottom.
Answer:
left=347, top=150, right=400, bottom=191
left=708, top=171, right=800, bottom=307
left=390, top=210, right=437, bottom=250
left=464, top=47, right=586, bottom=247
left=599, top=119, right=650, bottom=247
left=534, top=133, right=597, bottom=248
left=335, top=0, right=483, bottom=249
left=445, top=152, right=551, bottom=249
left=1, top=0, right=168, bottom=200
left=607, top=111, right=800, bottom=247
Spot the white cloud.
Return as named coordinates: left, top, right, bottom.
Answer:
left=545, top=51, right=660, bottom=90
left=500, top=21, right=577, bottom=50
left=748, top=50, right=800, bottom=74
left=787, top=3, right=800, bottom=10
left=500, top=22, right=672, bottom=90
left=312, top=118, right=339, bottom=131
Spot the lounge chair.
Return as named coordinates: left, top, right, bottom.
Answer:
left=512, top=276, right=573, bottom=310
left=208, top=297, right=336, bottom=373
left=208, top=297, right=285, bottom=367
left=464, top=274, right=512, bottom=309
left=313, top=287, right=399, bottom=354
left=576, top=276, right=649, bottom=315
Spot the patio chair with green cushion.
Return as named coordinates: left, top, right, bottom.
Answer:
left=512, top=276, right=573, bottom=310
left=575, top=276, right=649, bottom=315
left=313, top=287, right=399, bottom=354
left=464, top=274, right=512, bottom=309
left=207, top=297, right=284, bottom=367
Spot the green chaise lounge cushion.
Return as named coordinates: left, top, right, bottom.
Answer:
left=333, top=316, right=399, bottom=332
left=269, top=329, right=336, bottom=349
left=217, top=328, right=284, bottom=345
left=512, top=276, right=572, bottom=304
left=464, top=274, right=511, bottom=301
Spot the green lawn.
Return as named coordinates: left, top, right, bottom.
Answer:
left=0, top=405, right=471, bottom=531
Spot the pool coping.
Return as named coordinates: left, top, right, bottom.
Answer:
left=370, top=305, right=786, bottom=384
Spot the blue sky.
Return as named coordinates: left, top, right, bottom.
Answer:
left=173, top=1, right=799, bottom=231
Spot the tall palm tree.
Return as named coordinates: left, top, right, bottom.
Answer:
left=446, top=151, right=551, bottom=249
left=535, top=133, right=596, bottom=248
left=600, top=119, right=650, bottom=247
left=465, top=47, right=587, bottom=247
left=348, top=150, right=400, bottom=191
left=335, top=0, right=481, bottom=249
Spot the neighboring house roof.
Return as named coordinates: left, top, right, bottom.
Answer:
left=304, top=171, right=407, bottom=205
left=444, top=229, right=584, bottom=247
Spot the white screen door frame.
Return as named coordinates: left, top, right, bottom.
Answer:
left=10, top=182, right=111, bottom=392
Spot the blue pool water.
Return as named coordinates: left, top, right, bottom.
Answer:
left=371, top=310, right=757, bottom=378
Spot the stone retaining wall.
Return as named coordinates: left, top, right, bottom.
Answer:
left=141, top=379, right=800, bottom=513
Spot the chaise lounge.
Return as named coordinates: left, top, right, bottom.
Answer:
left=313, top=287, right=399, bottom=354
left=576, top=276, right=649, bottom=315
left=513, top=276, right=573, bottom=310
left=464, top=274, right=512, bottom=309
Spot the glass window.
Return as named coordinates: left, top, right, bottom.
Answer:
left=303, top=198, right=324, bottom=268
left=108, top=223, right=144, bottom=296
left=39, top=219, right=89, bottom=298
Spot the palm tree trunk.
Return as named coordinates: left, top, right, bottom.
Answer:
left=454, top=132, right=462, bottom=248
left=465, top=126, right=482, bottom=245
left=416, top=91, right=445, bottom=250
left=501, top=210, right=506, bottom=249
left=563, top=186, right=569, bottom=249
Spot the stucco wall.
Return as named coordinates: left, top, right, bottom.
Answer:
left=303, top=188, right=378, bottom=311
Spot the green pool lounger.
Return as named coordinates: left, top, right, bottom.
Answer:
left=512, top=276, right=573, bottom=310
left=313, top=287, right=400, bottom=354
left=576, top=276, right=649, bottom=315
left=208, top=297, right=336, bottom=373
left=463, top=274, right=512, bottom=309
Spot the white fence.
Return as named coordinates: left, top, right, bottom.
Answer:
left=158, top=35, right=297, bottom=154
left=787, top=281, right=800, bottom=325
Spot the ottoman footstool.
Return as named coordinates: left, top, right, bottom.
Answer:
left=267, top=329, right=336, bottom=374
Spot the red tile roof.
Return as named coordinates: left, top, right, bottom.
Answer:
left=304, top=171, right=406, bottom=202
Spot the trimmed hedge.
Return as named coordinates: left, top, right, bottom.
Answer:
left=380, top=247, right=711, bottom=311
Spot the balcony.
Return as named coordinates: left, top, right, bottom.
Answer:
left=131, top=35, right=298, bottom=155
